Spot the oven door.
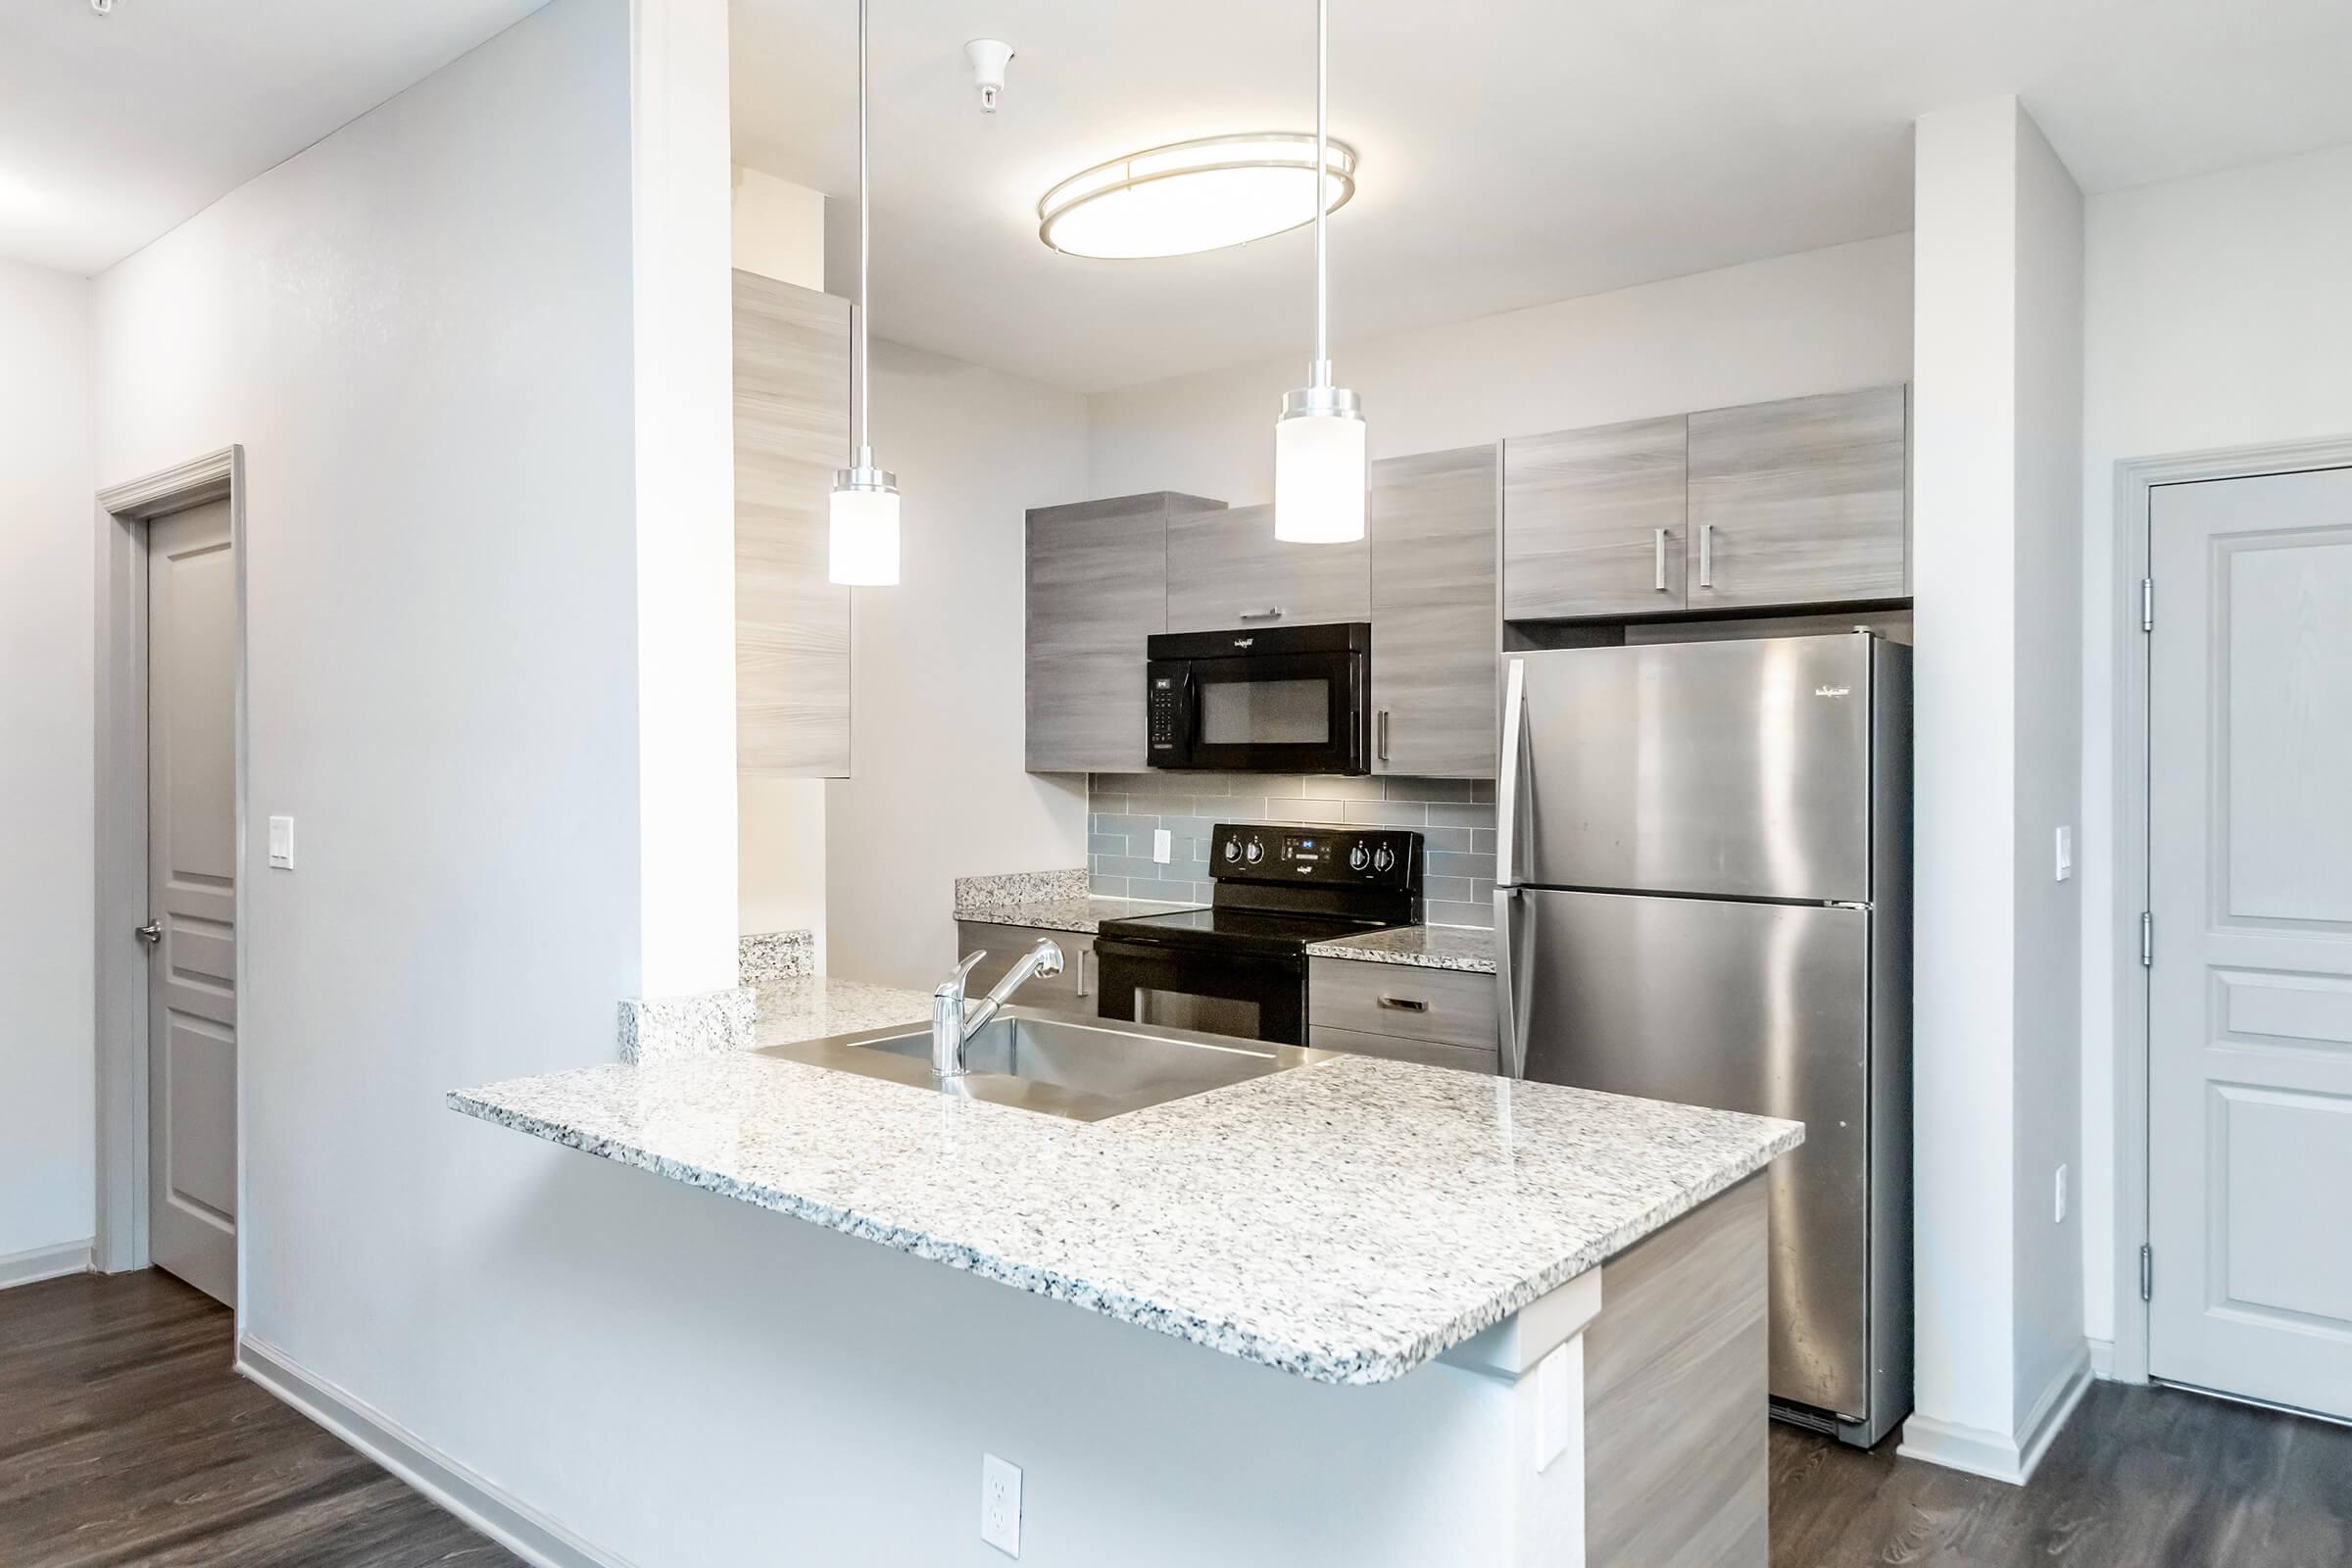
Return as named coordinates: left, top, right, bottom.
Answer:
left=1093, top=938, right=1306, bottom=1046
left=1152, top=648, right=1367, bottom=774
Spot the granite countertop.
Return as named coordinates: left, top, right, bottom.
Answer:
left=951, top=869, right=1200, bottom=935
left=752, top=976, right=933, bottom=1048
left=448, top=984, right=1800, bottom=1386
left=1304, top=925, right=1497, bottom=974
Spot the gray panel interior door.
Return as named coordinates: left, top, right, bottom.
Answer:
left=1514, top=888, right=1871, bottom=1420
left=147, top=499, right=238, bottom=1306
left=1512, top=636, right=1874, bottom=901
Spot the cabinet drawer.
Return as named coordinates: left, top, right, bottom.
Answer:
left=955, top=922, right=1098, bottom=1015
left=1309, top=1023, right=1497, bottom=1075
left=1308, top=956, right=1498, bottom=1051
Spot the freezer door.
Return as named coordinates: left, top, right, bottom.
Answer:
left=1508, top=634, right=1874, bottom=902
left=1510, top=887, right=1873, bottom=1422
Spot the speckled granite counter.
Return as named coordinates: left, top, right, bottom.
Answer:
left=952, top=880, right=1202, bottom=935
left=753, top=976, right=932, bottom=1050
left=1304, top=924, right=1497, bottom=974
left=447, top=1027, right=1797, bottom=1385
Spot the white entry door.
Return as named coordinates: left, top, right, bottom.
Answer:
left=2147, top=466, right=2352, bottom=1419
left=146, top=499, right=238, bottom=1305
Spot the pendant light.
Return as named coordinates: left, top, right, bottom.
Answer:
left=829, top=0, right=900, bottom=585
left=1273, top=0, right=1365, bottom=545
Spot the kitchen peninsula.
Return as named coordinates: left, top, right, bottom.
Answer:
left=451, top=985, right=1799, bottom=1565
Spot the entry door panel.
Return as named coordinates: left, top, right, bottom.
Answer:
left=2148, top=466, right=2352, bottom=1418
left=148, top=499, right=237, bottom=1305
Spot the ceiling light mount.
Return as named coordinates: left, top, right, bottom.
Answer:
left=965, top=39, right=1013, bottom=114
left=1037, top=132, right=1355, bottom=261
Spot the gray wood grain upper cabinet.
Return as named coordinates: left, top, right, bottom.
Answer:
left=1686, top=385, right=1908, bottom=611
left=1165, top=501, right=1372, bottom=633
left=1026, top=493, right=1211, bottom=773
left=734, top=270, right=852, bottom=776
left=1369, top=445, right=1498, bottom=777
left=1501, top=416, right=1690, bottom=620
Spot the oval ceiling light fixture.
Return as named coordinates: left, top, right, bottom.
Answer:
left=1037, top=133, right=1355, bottom=260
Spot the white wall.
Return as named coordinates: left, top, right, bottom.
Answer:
left=632, top=0, right=738, bottom=996
left=2079, top=139, right=2352, bottom=1345
left=1907, top=96, right=2084, bottom=1468
left=0, top=259, right=95, bottom=1267
left=1088, top=234, right=1914, bottom=504
left=825, top=339, right=1093, bottom=990
left=727, top=167, right=832, bottom=965
left=88, top=0, right=662, bottom=1542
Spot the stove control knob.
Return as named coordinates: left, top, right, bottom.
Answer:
left=1348, top=842, right=1371, bottom=872
left=1372, top=843, right=1396, bottom=874
left=1244, top=837, right=1266, bottom=865
left=1221, top=837, right=1242, bottom=863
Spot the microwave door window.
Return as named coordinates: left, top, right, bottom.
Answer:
left=1200, top=678, right=1331, bottom=746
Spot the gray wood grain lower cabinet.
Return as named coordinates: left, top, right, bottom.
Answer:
left=1369, top=445, right=1499, bottom=777
left=955, top=922, right=1098, bottom=1017
left=1026, top=493, right=1215, bottom=774
left=734, top=270, right=851, bottom=776
left=1502, top=416, right=1690, bottom=620
left=1308, top=956, right=1498, bottom=1073
left=1687, top=385, right=1908, bottom=610
left=1165, top=501, right=1371, bottom=633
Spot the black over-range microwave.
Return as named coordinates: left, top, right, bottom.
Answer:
left=1146, top=622, right=1370, bottom=774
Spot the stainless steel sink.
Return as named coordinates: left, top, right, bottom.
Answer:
left=759, top=1009, right=1333, bottom=1122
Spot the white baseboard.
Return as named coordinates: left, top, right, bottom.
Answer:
left=0, top=1239, right=94, bottom=1291
left=236, top=1336, right=637, bottom=1568
left=1895, top=1348, right=2092, bottom=1486
left=2087, top=1337, right=2116, bottom=1380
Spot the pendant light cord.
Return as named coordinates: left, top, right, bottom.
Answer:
left=1313, top=0, right=1328, bottom=384
left=857, top=0, right=872, bottom=461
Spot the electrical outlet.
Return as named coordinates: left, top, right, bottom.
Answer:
left=2054, top=1164, right=2068, bottom=1224
left=268, top=815, right=295, bottom=870
left=1152, top=828, right=1172, bottom=864
left=981, top=1453, right=1021, bottom=1557
left=2054, top=825, right=2073, bottom=882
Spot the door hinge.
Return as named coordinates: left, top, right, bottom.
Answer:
left=2139, top=1244, right=2153, bottom=1302
left=2139, top=911, right=2153, bottom=967
left=2140, top=577, right=2153, bottom=633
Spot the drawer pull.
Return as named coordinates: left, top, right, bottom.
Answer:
left=1376, top=995, right=1430, bottom=1012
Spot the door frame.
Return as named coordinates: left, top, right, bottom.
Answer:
left=91, top=447, right=250, bottom=1316
left=2106, top=431, right=2352, bottom=1386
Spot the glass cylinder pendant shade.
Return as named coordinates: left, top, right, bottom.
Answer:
left=828, top=462, right=901, bottom=586
left=1273, top=385, right=1366, bottom=544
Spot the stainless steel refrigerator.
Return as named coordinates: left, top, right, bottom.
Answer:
left=1494, top=631, right=1911, bottom=1447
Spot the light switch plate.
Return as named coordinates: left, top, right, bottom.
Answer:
left=1152, top=828, right=1172, bottom=864
left=981, top=1453, right=1021, bottom=1557
left=268, top=815, right=295, bottom=870
left=2054, top=825, right=2073, bottom=883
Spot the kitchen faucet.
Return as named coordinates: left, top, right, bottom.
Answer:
left=932, top=938, right=1064, bottom=1078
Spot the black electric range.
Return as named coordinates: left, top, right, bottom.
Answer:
left=1094, top=823, right=1422, bottom=1046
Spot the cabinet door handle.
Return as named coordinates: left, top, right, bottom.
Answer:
left=1698, top=522, right=1714, bottom=588
left=1239, top=606, right=1285, bottom=621
left=1653, top=526, right=1668, bottom=591
left=1377, top=709, right=1391, bottom=763
left=1376, top=995, right=1429, bottom=1012
left=1076, top=948, right=1093, bottom=999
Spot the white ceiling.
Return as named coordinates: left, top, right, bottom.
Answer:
left=731, top=0, right=2352, bottom=393
left=0, top=0, right=548, bottom=276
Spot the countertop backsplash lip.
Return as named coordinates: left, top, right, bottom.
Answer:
left=451, top=980, right=1802, bottom=1387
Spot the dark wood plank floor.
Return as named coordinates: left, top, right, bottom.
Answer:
left=1772, top=1379, right=2352, bottom=1566
left=0, top=1269, right=519, bottom=1567
left=8, top=1270, right=2351, bottom=1565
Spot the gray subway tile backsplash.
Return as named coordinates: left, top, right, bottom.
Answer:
left=1087, top=773, right=1496, bottom=927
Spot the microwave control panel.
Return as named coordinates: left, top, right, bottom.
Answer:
left=1208, top=824, right=1421, bottom=890
left=1147, top=671, right=1182, bottom=755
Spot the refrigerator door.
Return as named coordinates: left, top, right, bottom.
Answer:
left=1505, top=634, right=1874, bottom=902
left=1509, top=886, right=1873, bottom=1422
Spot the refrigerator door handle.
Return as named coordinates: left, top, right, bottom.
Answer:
left=1493, top=886, right=1532, bottom=1080
left=1495, top=657, right=1529, bottom=888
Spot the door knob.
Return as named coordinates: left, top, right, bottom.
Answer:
left=135, top=920, right=162, bottom=946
